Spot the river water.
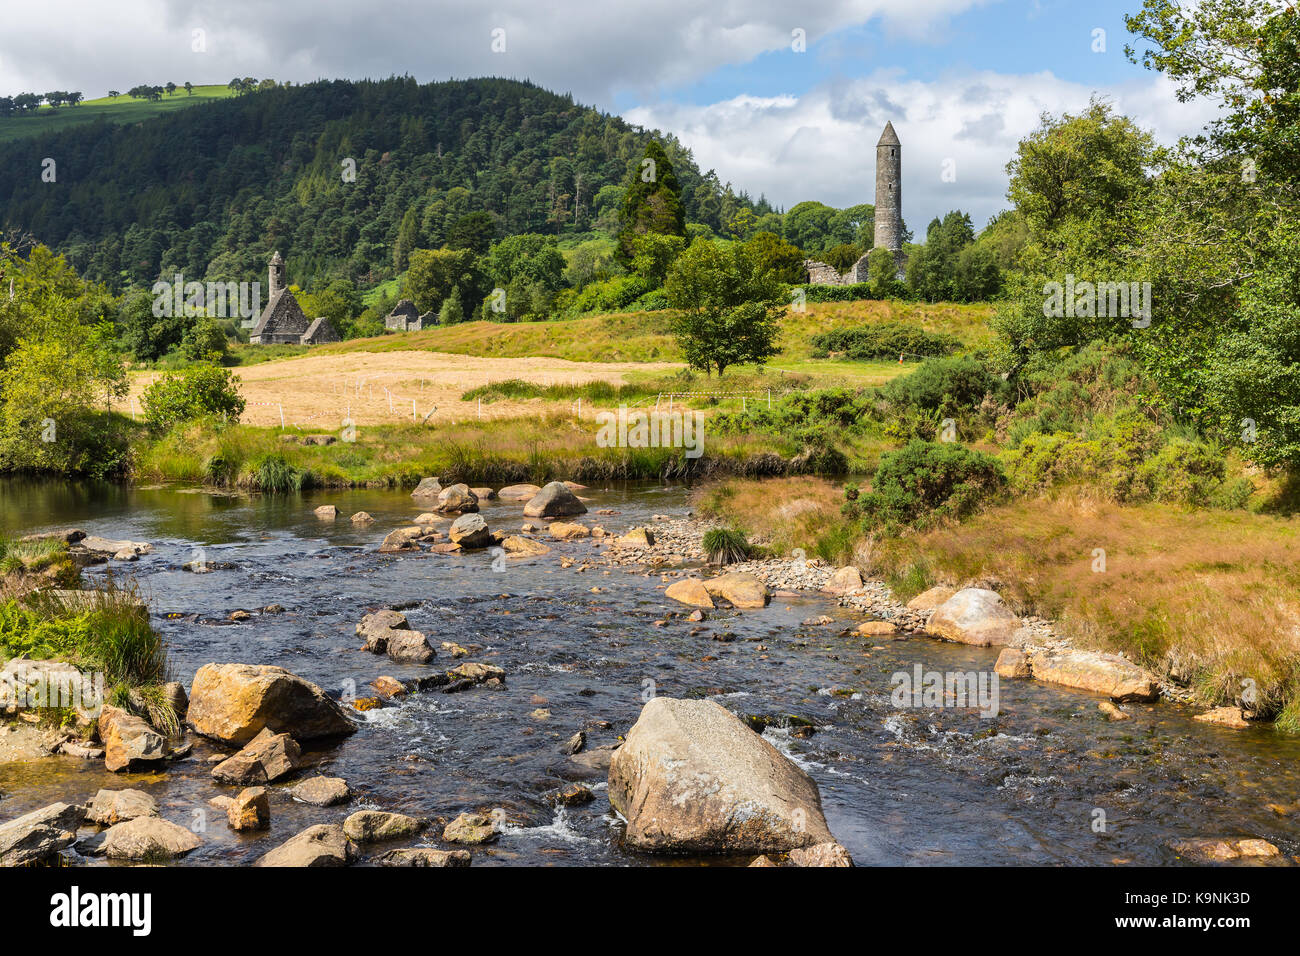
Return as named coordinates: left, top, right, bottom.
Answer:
left=1, top=478, right=1297, bottom=866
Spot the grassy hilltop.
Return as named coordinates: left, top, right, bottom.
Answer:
left=0, top=85, right=237, bottom=143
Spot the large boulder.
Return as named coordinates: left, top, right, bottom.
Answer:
left=665, top=578, right=715, bottom=609
left=497, top=483, right=542, bottom=501
left=0, top=802, right=84, bottom=866
left=822, top=566, right=864, bottom=596
left=1029, top=650, right=1159, bottom=702
left=448, top=513, right=491, bottom=549
left=926, top=588, right=1020, bottom=647
left=702, top=572, right=769, bottom=609
left=356, top=609, right=410, bottom=653
left=98, top=704, right=168, bottom=773
left=410, top=476, right=443, bottom=498
left=256, top=824, right=356, bottom=867
left=87, top=789, right=159, bottom=827
left=523, top=481, right=588, bottom=518
left=435, top=483, right=479, bottom=514
left=608, top=697, right=834, bottom=853
left=102, top=817, right=201, bottom=860
left=187, top=663, right=356, bottom=746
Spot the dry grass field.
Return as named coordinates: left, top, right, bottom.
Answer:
left=116, top=350, right=680, bottom=428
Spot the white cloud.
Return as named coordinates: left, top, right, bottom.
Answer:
left=0, top=0, right=987, bottom=104
left=626, top=71, right=1222, bottom=231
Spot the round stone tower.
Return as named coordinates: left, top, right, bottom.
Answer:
left=873, top=121, right=902, bottom=252
left=268, top=250, right=285, bottom=296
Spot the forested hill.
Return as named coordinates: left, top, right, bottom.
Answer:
left=0, top=76, right=768, bottom=292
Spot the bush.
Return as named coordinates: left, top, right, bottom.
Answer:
left=851, top=440, right=1006, bottom=529
left=702, top=527, right=752, bottom=564
left=787, top=282, right=878, bottom=303
left=882, top=355, right=1006, bottom=416
left=811, top=322, right=960, bottom=360
left=142, top=365, right=245, bottom=431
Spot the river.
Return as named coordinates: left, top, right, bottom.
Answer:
left=1, top=478, right=1297, bottom=866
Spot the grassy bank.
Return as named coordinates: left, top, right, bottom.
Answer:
left=131, top=413, right=811, bottom=489
left=696, top=477, right=1300, bottom=728
left=1, top=540, right=176, bottom=730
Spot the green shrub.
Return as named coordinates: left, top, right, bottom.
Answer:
left=851, top=440, right=1006, bottom=529
left=702, top=527, right=752, bottom=564
left=882, top=355, right=1006, bottom=416
left=249, top=453, right=306, bottom=493
left=811, top=322, right=960, bottom=360
left=1137, top=437, right=1227, bottom=505
left=142, top=365, right=245, bottom=432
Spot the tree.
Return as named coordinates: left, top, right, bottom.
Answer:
left=447, top=211, right=496, bottom=255
left=744, top=231, right=806, bottom=283
left=664, top=239, right=783, bottom=376
left=628, top=232, right=685, bottom=284
left=404, top=247, right=485, bottom=315
left=141, top=365, right=245, bottom=432
left=180, top=317, right=228, bottom=363
left=617, top=139, right=685, bottom=262
left=868, top=248, right=902, bottom=298
left=184, top=82, right=193, bottom=96
left=438, top=286, right=465, bottom=325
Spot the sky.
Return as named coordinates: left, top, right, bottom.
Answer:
left=0, top=0, right=1223, bottom=230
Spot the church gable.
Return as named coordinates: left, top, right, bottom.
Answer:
left=251, top=288, right=310, bottom=344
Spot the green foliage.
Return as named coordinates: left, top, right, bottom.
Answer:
left=744, top=231, right=806, bottom=283
left=618, top=139, right=686, bottom=262
left=881, top=356, right=1006, bottom=418
left=664, top=239, right=783, bottom=375
left=250, top=453, right=307, bottom=493
left=851, top=440, right=1006, bottom=530
left=141, top=365, right=245, bottom=431
left=811, top=323, right=960, bottom=360
left=179, top=316, right=228, bottom=363
left=404, top=247, right=487, bottom=316
left=702, top=527, right=752, bottom=565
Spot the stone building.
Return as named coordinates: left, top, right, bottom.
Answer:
left=804, top=121, right=904, bottom=285
left=249, top=251, right=340, bottom=345
left=383, top=298, right=435, bottom=332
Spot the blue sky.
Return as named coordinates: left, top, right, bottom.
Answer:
left=623, top=0, right=1154, bottom=112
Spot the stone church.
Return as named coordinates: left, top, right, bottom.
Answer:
left=804, top=121, right=904, bottom=285
left=249, top=251, right=341, bottom=345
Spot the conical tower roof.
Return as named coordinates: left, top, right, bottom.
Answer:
left=877, top=121, right=900, bottom=147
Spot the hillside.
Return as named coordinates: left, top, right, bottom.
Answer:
left=0, top=85, right=237, bottom=144
left=0, top=76, right=766, bottom=292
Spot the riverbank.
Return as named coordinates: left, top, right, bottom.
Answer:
left=693, top=476, right=1300, bottom=730
left=129, top=415, right=815, bottom=489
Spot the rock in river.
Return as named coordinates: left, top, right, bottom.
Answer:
left=1029, top=650, right=1159, bottom=703
left=256, top=824, right=356, bottom=867
left=702, top=572, right=769, bottom=609
left=665, top=578, right=715, bottom=609
left=291, top=775, right=351, bottom=807
left=187, top=662, right=357, bottom=746
left=102, top=817, right=202, bottom=861
left=98, top=704, right=167, bottom=773
left=380, top=847, right=472, bottom=867
left=87, top=788, right=159, bottom=826
left=448, top=513, right=492, bottom=549
left=211, top=728, right=301, bottom=785
left=0, top=802, right=84, bottom=866
left=927, top=588, right=1020, bottom=647
left=608, top=697, right=835, bottom=854
left=523, top=481, right=588, bottom=518
left=343, top=810, right=421, bottom=843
